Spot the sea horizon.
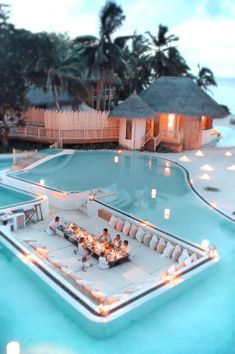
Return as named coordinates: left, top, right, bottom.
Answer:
left=210, top=77, right=235, bottom=114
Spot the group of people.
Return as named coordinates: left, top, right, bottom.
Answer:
left=75, top=228, right=130, bottom=271
left=46, top=217, right=130, bottom=271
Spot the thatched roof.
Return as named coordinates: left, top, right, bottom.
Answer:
left=26, top=87, right=79, bottom=108
left=140, top=77, right=227, bottom=118
left=109, top=93, right=156, bottom=119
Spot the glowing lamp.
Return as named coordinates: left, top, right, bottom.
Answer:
left=114, top=156, right=119, bottom=163
left=210, top=201, right=217, bottom=208
left=200, top=173, right=210, bottom=180
left=151, top=188, right=157, bottom=198
left=164, top=208, right=170, bottom=219
left=99, top=302, right=110, bottom=316
left=164, top=167, right=171, bottom=176
left=179, top=155, right=191, bottom=162
left=88, top=192, right=94, bottom=201
left=7, top=342, right=20, bottom=354
left=39, top=179, right=45, bottom=186
left=165, top=161, right=170, bottom=167
left=225, top=151, right=232, bottom=156
left=208, top=246, right=218, bottom=259
left=201, top=239, right=209, bottom=249
left=200, top=164, right=214, bottom=171
left=195, top=150, right=204, bottom=157
left=118, top=150, right=122, bottom=153
left=227, top=165, right=235, bottom=171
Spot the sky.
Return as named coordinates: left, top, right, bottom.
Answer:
left=4, top=0, right=235, bottom=78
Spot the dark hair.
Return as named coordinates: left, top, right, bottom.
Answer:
left=79, top=237, right=85, bottom=243
left=82, top=256, right=88, bottom=262
left=116, top=234, right=120, bottom=239
left=123, top=240, right=129, bottom=246
left=100, top=251, right=105, bottom=257
left=103, top=228, right=108, bottom=233
left=55, top=216, right=60, bottom=222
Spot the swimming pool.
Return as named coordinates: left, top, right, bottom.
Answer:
left=0, top=156, right=12, bottom=170
left=1, top=150, right=235, bottom=353
left=0, top=184, right=37, bottom=210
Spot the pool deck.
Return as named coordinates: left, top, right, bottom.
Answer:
left=157, top=145, right=235, bottom=220
left=13, top=207, right=173, bottom=297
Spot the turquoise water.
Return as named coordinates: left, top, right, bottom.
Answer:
left=0, top=157, right=12, bottom=170
left=0, top=184, right=36, bottom=209
left=1, top=151, right=235, bottom=353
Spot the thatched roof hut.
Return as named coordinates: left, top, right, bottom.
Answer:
left=140, top=76, right=227, bottom=118
left=109, top=93, right=156, bottom=119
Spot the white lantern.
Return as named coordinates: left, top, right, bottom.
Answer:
left=151, top=188, right=157, bottom=198
left=114, top=156, right=119, bottom=163
left=164, top=208, right=170, bottom=219
left=200, top=164, right=214, bottom=171
left=7, top=342, right=20, bottom=354
left=225, top=151, right=232, bottom=157
left=201, top=239, right=209, bottom=249
left=40, top=179, right=45, bottom=186
left=227, top=165, right=235, bottom=171
left=179, top=155, right=191, bottom=162
left=195, top=150, right=204, bottom=157
left=200, top=173, right=210, bottom=180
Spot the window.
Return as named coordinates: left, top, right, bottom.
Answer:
left=167, top=113, right=175, bottom=130
left=201, top=115, right=206, bottom=129
left=126, top=120, right=132, bottom=140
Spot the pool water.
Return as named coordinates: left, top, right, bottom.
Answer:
left=1, top=151, right=235, bottom=353
left=0, top=184, right=36, bottom=209
left=0, top=157, right=12, bottom=170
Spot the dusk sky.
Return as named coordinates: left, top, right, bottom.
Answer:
left=5, top=0, right=235, bottom=78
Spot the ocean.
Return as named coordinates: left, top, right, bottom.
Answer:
left=210, top=77, right=235, bottom=114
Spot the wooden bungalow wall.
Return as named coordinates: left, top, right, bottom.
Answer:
left=180, top=116, right=202, bottom=150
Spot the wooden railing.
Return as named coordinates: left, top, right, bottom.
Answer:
left=9, top=126, right=119, bottom=142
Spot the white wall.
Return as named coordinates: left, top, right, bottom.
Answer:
left=202, top=129, right=219, bottom=145
left=119, top=119, right=146, bottom=150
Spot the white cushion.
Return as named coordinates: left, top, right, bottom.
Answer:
left=191, top=253, right=198, bottom=262
left=184, top=257, right=192, bottom=266
left=178, top=249, right=190, bottom=264
left=116, top=218, right=125, bottom=232
left=123, top=221, right=131, bottom=235
left=168, top=264, right=176, bottom=274
left=136, top=228, right=145, bottom=243
left=171, top=245, right=181, bottom=262
left=109, top=215, right=117, bottom=229
left=175, top=262, right=185, bottom=271
left=143, top=232, right=152, bottom=246
left=156, top=237, right=166, bottom=253
left=149, top=235, right=158, bottom=250
left=163, top=241, right=175, bottom=257
left=129, top=224, right=138, bottom=238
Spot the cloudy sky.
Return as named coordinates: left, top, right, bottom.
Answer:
left=5, top=0, right=235, bottom=78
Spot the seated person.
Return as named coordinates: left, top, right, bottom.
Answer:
left=98, top=251, right=109, bottom=269
left=80, top=255, right=92, bottom=272
left=98, top=228, right=110, bottom=244
left=106, top=244, right=116, bottom=261
left=74, top=237, right=89, bottom=256
left=113, top=234, right=121, bottom=249
left=46, top=216, right=61, bottom=235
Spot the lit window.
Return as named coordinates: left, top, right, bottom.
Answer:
left=168, top=114, right=175, bottom=130
left=201, top=115, right=206, bottom=129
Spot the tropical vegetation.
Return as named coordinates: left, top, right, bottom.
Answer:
left=0, top=1, right=218, bottom=139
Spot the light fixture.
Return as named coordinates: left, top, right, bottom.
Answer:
left=7, top=342, right=20, bottom=354
left=225, top=151, right=232, bottom=156
left=210, top=201, right=217, bottom=208
left=118, top=150, right=122, bottom=153
left=200, top=173, right=210, bottom=180
left=201, top=239, right=209, bottom=249
left=208, top=246, right=218, bottom=259
left=164, top=208, right=170, bottom=219
left=179, top=155, right=191, bottom=162
left=195, top=150, right=204, bottom=157
left=164, top=167, right=171, bottom=176
left=114, top=156, right=119, bottom=163
left=98, top=302, right=110, bottom=316
left=165, top=161, right=170, bottom=167
left=88, top=192, right=94, bottom=201
left=39, top=179, right=45, bottom=186
left=200, top=164, right=214, bottom=171
left=151, top=188, right=157, bottom=198
left=227, top=165, right=235, bottom=171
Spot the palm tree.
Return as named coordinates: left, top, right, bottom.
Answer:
left=194, top=65, right=217, bottom=91
left=116, top=33, right=152, bottom=100
left=147, top=24, right=189, bottom=78
left=30, top=32, right=89, bottom=110
left=73, top=2, right=130, bottom=110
